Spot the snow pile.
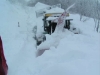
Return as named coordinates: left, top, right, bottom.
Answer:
left=0, top=1, right=100, bottom=75
left=36, top=29, right=73, bottom=54
left=35, top=2, right=50, bottom=10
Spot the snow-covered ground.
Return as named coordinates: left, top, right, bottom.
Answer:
left=0, top=1, right=100, bottom=75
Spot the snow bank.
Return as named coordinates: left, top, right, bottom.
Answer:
left=35, top=32, right=100, bottom=75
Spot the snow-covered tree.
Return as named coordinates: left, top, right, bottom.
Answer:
left=93, top=0, right=100, bottom=32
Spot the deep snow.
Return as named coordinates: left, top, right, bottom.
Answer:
left=0, top=1, right=100, bottom=75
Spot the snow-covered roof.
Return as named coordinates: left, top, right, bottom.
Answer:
left=46, top=7, right=64, bottom=13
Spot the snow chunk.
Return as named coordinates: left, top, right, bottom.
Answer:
left=36, top=29, right=73, bottom=56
